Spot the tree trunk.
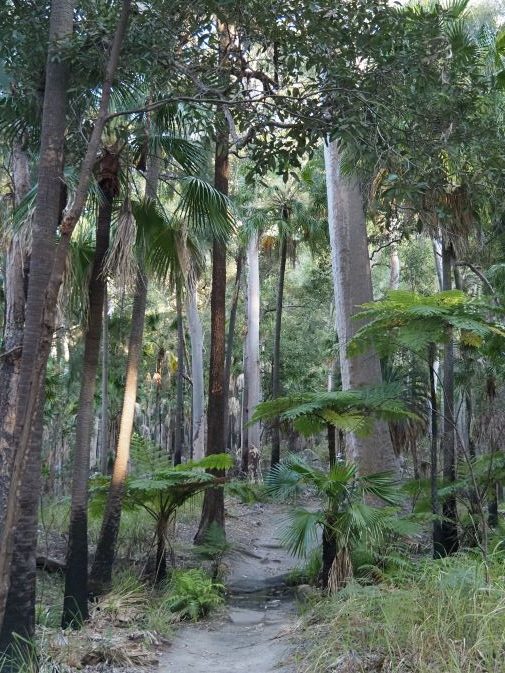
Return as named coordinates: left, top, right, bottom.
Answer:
left=324, top=140, right=398, bottom=477
left=0, top=1, right=74, bottom=631
left=62, top=152, right=118, bottom=628
left=89, top=268, right=148, bottom=594
left=0, top=399, right=43, bottom=663
left=439, top=239, right=459, bottom=555
left=244, top=232, right=262, bottom=476
left=155, top=516, right=169, bottom=584
left=320, top=523, right=337, bottom=590
left=389, top=244, right=400, bottom=289
left=100, top=284, right=110, bottom=473
left=0, top=144, right=38, bottom=661
left=185, top=281, right=205, bottom=461
left=0, top=0, right=131, bottom=630
left=174, top=279, right=184, bottom=466
left=0, top=143, right=30, bottom=534
left=270, top=234, right=287, bottom=468
left=428, top=344, right=444, bottom=557
left=224, top=253, right=243, bottom=455
left=194, top=117, right=229, bottom=544
left=89, top=154, right=157, bottom=594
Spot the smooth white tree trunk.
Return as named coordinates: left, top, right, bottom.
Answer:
left=389, top=244, right=400, bottom=289
left=324, top=140, right=398, bottom=476
left=186, top=281, right=205, bottom=461
left=245, top=231, right=262, bottom=467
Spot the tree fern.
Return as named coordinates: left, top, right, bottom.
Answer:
left=251, top=383, right=418, bottom=437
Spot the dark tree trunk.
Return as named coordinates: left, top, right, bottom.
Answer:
left=0, top=0, right=131, bottom=631
left=327, top=425, right=336, bottom=468
left=174, top=279, right=184, bottom=466
left=271, top=235, right=287, bottom=467
left=429, top=344, right=444, bottom=557
left=89, top=151, right=157, bottom=594
left=0, top=398, right=43, bottom=663
left=89, top=269, right=148, bottom=595
left=62, top=153, right=118, bottom=628
left=194, top=119, right=229, bottom=544
left=319, top=523, right=336, bottom=590
left=0, top=0, right=74, bottom=629
left=224, top=253, right=243, bottom=454
left=439, top=240, right=459, bottom=556
left=155, top=517, right=169, bottom=584
left=100, top=285, right=110, bottom=473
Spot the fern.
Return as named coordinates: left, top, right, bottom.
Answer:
left=348, top=290, right=505, bottom=358
left=251, top=383, right=418, bottom=437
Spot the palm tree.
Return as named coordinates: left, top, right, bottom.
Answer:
left=0, top=0, right=74, bottom=638
left=62, top=148, right=120, bottom=628
left=89, top=155, right=160, bottom=596
left=90, top=150, right=232, bottom=593
left=0, top=0, right=131, bottom=640
left=266, top=455, right=402, bottom=592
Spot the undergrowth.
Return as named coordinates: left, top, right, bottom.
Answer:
left=298, top=551, right=505, bottom=673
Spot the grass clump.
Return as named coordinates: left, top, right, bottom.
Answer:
left=298, top=552, right=505, bottom=673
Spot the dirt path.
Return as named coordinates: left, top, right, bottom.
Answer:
left=159, top=502, right=300, bottom=673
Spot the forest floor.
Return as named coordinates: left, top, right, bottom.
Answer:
left=33, top=498, right=307, bottom=673
left=158, top=500, right=301, bottom=673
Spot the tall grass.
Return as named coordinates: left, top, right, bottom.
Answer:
left=299, top=552, right=505, bottom=673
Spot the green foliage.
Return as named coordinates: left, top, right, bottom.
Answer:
left=349, top=290, right=505, bottom=357
left=287, top=548, right=323, bottom=586
left=225, top=479, right=269, bottom=504
left=251, top=384, right=418, bottom=437
left=299, top=552, right=505, bottom=673
left=266, top=455, right=418, bottom=559
left=91, top=434, right=233, bottom=523
left=164, top=569, right=224, bottom=622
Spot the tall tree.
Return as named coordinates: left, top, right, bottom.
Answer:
left=0, top=0, right=131, bottom=632
left=173, top=276, right=185, bottom=466
left=270, top=226, right=287, bottom=467
left=194, top=117, right=229, bottom=542
left=185, top=274, right=205, bottom=461
left=89, top=156, right=158, bottom=595
left=0, top=0, right=75, bottom=636
left=324, top=140, right=398, bottom=477
left=62, top=149, right=120, bottom=628
left=439, top=239, right=459, bottom=555
left=244, top=230, right=261, bottom=475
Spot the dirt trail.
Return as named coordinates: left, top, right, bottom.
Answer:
left=159, top=502, right=300, bottom=673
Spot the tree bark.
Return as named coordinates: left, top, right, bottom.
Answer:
left=0, top=0, right=131, bottom=630
left=194, top=118, right=229, bottom=544
left=100, top=284, right=110, bottom=473
left=428, top=344, right=444, bottom=557
left=270, top=235, right=287, bottom=467
left=174, top=278, right=184, bottom=466
left=89, top=268, right=148, bottom=594
left=185, top=281, right=205, bottom=461
left=439, top=239, right=459, bottom=555
left=0, top=143, right=30, bottom=535
left=389, top=244, right=400, bottom=290
left=324, top=140, right=398, bottom=477
left=244, top=232, right=262, bottom=475
left=0, top=399, right=43, bottom=662
left=89, top=153, right=157, bottom=594
left=224, top=253, right=243, bottom=455
left=62, top=151, right=118, bottom=628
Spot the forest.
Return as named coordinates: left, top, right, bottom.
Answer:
left=1, top=0, right=505, bottom=671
